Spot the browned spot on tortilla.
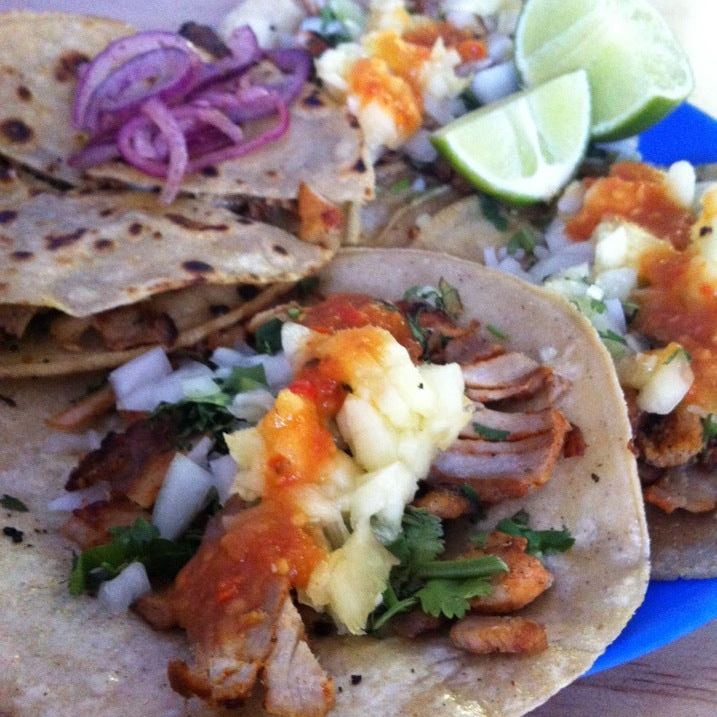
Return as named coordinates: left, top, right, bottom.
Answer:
left=0, top=235, right=12, bottom=247
left=352, top=158, right=367, bottom=173
left=265, top=169, right=278, bottom=178
left=16, top=85, right=32, bottom=102
left=201, top=165, right=218, bottom=177
left=94, top=239, right=114, bottom=251
left=10, top=251, right=33, bottom=261
left=153, top=231, right=163, bottom=240
left=0, top=282, right=8, bottom=291
left=45, top=228, right=86, bottom=250
left=100, top=208, right=114, bottom=217
left=272, top=244, right=288, bottom=256
left=129, top=222, right=143, bottom=235
left=210, top=304, right=230, bottom=316
left=347, top=113, right=359, bottom=129
left=237, top=217, right=254, bottom=225
left=0, top=211, right=17, bottom=225
left=303, top=91, right=324, bottom=108
left=165, top=213, right=228, bottom=231
left=237, top=285, right=260, bottom=300
left=182, top=260, right=214, bottom=274
left=54, top=50, right=90, bottom=82
left=0, top=119, right=33, bottom=144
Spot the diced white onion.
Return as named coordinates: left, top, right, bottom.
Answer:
left=411, top=176, right=427, bottom=193
left=666, top=160, right=696, bottom=208
left=483, top=246, right=499, bottom=268
left=557, top=181, right=586, bottom=215
left=539, top=346, right=558, bottom=363
left=152, top=454, right=213, bottom=540
left=544, top=218, right=570, bottom=251
left=119, top=362, right=213, bottom=412
left=210, top=347, right=292, bottom=390
left=470, top=61, right=519, bottom=105
left=637, top=356, right=694, bottom=415
left=109, top=347, right=172, bottom=403
left=497, top=256, right=533, bottom=282
left=97, top=562, right=151, bottom=615
left=186, top=436, right=214, bottom=466
left=604, top=298, right=627, bottom=334
left=209, top=454, right=238, bottom=502
left=595, top=267, right=638, bottom=301
left=528, top=242, right=595, bottom=282
left=43, top=430, right=102, bottom=454
left=487, top=33, right=513, bottom=61
left=229, top=389, right=276, bottom=423
left=47, top=481, right=111, bottom=512
left=182, top=375, right=221, bottom=399
left=403, top=129, right=438, bottom=164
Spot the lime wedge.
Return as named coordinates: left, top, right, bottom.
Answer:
left=431, top=70, right=591, bottom=204
left=515, top=0, right=693, bottom=140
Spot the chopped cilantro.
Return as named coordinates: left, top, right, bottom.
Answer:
left=69, top=518, right=194, bottom=596
left=496, top=510, right=575, bottom=558
left=479, top=194, right=509, bottom=231
left=506, top=228, right=537, bottom=256
left=402, top=278, right=463, bottom=320
left=390, top=177, right=412, bottom=194
left=665, top=346, right=691, bottom=364
left=406, top=313, right=430, bottom=359
left=370, top=508, right=507, bottom=629
left=316, top=5, right=353, bottom=46
left=255, top=318, right=284, bottom=355
left=460, top=484, right=483, bottom=515
left=1, top=494, right=28, bottom=512
left=287, top=306, right=302, bottom=320
left=702, top=414, right=717, bottom=446
left=598, top=329, right=627, bottom=346
left=153, top=400, right=236, bottom=453
left=473, top=422, right=510, bottom=441
left=221, top=364, right=267, bottom=394
left=486, top=324, right=508, bottom=340
left=589, top=297, right=607, bottom=314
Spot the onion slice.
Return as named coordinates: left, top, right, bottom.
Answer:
left=97, top=562, right=151, bottom=614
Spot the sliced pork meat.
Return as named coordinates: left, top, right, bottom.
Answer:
left=66, top=414, right=176, bottom=507
left=46, top=383, right=116, bottom=432
left=412, top=487, right=472, bottom=519
left=262, top=597, right=335, bottom=717
left=450, top=615, right=548, bottom=655
left=442, top=330, right=505, bottom=365
left=164, top=503, right=332, bottom=712
left=644, top=466, right=717, bottom=514
left=61, top=495, right=149, bottom=549
left=467, top=532, right=553, bottom=614
left=388, top=609, right=443, bottom=639
left=430, top=411, right=571, bottom=503
left=461, top=406, right=567, bottom=442
left=637, top=404, right=704, bottom=469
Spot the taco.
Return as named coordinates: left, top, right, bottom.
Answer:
left=0, top=11, right=373, bottom=206
left=0, top=249, right=648, bottom=717
left=0, top=168, right=338, bottom=378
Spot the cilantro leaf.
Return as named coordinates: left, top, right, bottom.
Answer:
left=153, top=400, right=236, bottom=453
left=496, top=511, right=575, bottom=558
left=221, top=364, right=268, bottom=394
left=665, top=346, right=691, bottom=364
left=1, top=493, right=28, bottom=512
left=406, top=313, right=430, bottom=359
left=255, top=318, right=284, bottom=355
left=438, top=278, right=463, bottom=319
left=69, top=506, right=219, bottom=596
left=416, top=576, right=495, bottom=620
left=486, top=324, right=508, bottom=340
left=597, top=329, right=627, bottom=346
left=702, top=414, right=717, bottom=446
left=506, top=227, right=536, bottom=256
left=479, top=194, right=508, bottom=231
left=473, top=422, right=510, bottom=441
left=388, top=507, right=444, bottom=572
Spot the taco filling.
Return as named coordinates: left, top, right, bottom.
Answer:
left=56, top=278, right=576, bottom=714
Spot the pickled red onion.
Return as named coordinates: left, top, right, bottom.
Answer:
left=69, top=26, right=311, bottom=204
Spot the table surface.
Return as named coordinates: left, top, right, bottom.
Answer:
left=1, top=0, right=715, bottom=713
left=532, top=2, right=717, bottom=713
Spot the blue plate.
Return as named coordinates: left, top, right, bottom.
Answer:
left=589, top=103, right=717, bottom=674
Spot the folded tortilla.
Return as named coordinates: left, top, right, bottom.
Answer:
left=0, top=11, right=374, bottom=205
left=0, top=172, right=335, bottom=377
left=0, top=248, right=649, bottom=717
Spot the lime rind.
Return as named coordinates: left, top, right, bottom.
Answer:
left=515, top=0, right=693, bottom=140
left=431, top=70, right=591, bottom=204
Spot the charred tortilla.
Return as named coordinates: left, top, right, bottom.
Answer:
left=0, top=172, right=335, bottom=377
left=0, top=249, right=649, bottom=717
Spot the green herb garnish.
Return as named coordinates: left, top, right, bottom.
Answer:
left=702, top=414, right=717, bottom=446
left=402, top=279, right=463, bottom=320
left=473, top=422, right=511, bottom=441
left=665, top=346, right=692, bottom=364
left=479, top=194, right=509, bottom=231
left=589, top=297, right=607, bottom=314
left=370, top=508, right=507, bottom=629
left=153, top=401, right=236, bottom=453
left=255, top=318, right=284, bottom=355
left=495, top=510, right=575, bottom=558
left=506, top=227, right=537, bottom=256
left=1, top=494, right=28, bottom=512
left=68, top=514, right=217, bottom=596
left=390, top=177, right=412, bottom=194
left=486, top=324, right=508, bottom=340
left=598, top=329, right=627, bottom=346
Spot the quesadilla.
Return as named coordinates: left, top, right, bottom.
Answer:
left=0, top=249, right=649, bottom=717
left=0, top=170, right=338, bottom=377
